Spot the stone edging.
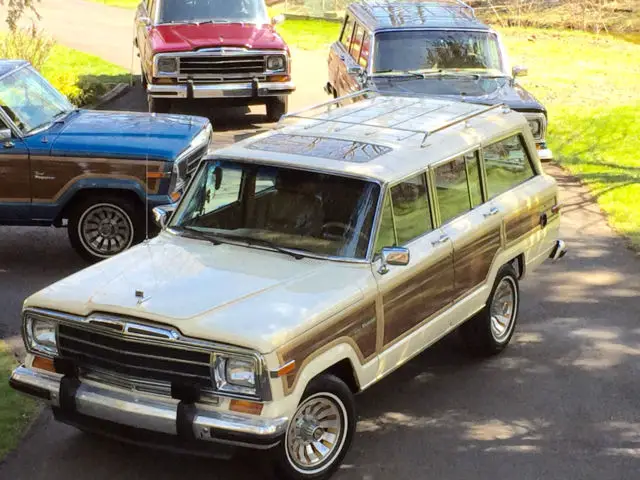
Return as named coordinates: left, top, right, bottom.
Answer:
left=86, top=82, right=131, bottom=110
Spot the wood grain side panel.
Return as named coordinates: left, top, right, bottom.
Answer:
left=382, top=254, right=454, bottom=346
left=278, top=303, right=377, bottom=393
left=0, top=154, right=30, bottom=202
left=505, top=195, right=557, bottom=244
left=453, top=227, right=502, bottom=297
left=30, top=157, right=166, bottom=202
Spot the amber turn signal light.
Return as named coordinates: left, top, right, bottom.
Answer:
left=32, top=356, right=56, bottom=373
left=270, top=75, right=290, bottom=83
left=229, top=399, right=263, bottom=415
left=170, top=191, right=182, bottom=203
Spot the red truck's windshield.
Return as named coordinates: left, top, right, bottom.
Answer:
left=159, top=0, right=269, bottom=25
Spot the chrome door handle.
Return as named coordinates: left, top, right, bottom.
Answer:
left=431, top=235, right=450, bottom=246
left=483, top=207, right=500, bottom=218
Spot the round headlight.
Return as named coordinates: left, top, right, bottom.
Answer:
left=266, top=55, right=286, bottom=72
left=25, top=316, right=58, bottom=356
left=157, top=56, right=178, bottom=74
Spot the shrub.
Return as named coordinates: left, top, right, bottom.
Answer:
left=0, top=23, right=55, bottom=70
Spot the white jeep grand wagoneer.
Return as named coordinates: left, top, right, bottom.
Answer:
left=10, top=91, right=566, bottom=480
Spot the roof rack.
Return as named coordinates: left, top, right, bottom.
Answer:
left=278, top=90, right=506, bottom=148
left=357, top=0, right=476, bottom=23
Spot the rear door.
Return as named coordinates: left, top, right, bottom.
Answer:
left=431, top=150, right=503, bottom=328
left=372, top=173, right=454, bottom=368
left=329, top=14, right=356, bottom=97
left=0, top=115, right=30, bottom=222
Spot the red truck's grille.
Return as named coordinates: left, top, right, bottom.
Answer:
left=178, top=55, right=266, bottom=77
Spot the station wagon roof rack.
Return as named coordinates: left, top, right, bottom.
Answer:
left=278, top=90, right=506, bottom=148
left=356, top=0, right=476, bottom=25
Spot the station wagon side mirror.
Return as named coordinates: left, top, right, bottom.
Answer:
left=348, top=65, right=367, bottom=87
left=378, top=246, right=410, bottom=275
left=152, top=204, right=176, bottom=229
left=512, top=65, right=528, bottom=78
left=271, top=14, right=285, bottom=26
left=138, top=16, right=151, bottom=27
left=0, top=128, right=12, bottom=145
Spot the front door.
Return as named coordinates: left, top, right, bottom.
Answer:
left=331, top=19, right=368, bottom=97
left=372, top=173, right=455, bottom=371
left=0, top=117, right=30, bottom=222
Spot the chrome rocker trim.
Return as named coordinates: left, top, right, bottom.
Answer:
left=10, top=365, right=288, bottom=450
left=148, top=81, right=296, bottom=99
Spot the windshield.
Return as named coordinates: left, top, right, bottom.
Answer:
left=373, top=30, right=503, bottom=74
left=169, top=159, right=381, bottom=260
left=0, top=66, right=74, bottom=134
left=159, top=0, right=269, bottom=24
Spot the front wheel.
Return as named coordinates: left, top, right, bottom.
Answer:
left=266, top=96, right=288, bottom=122
left=459, top=264, right=520, bottom=356
left=67, top=194, right=145, bottom=263
left=273, top=374, right=356, bottom=480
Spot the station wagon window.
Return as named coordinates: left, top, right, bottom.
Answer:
left=350, top=24, right=364, bottom=61
left=373, top=194, right=395, bottom=254
left=391, top=174, right=432, bottom=244
left=484, top=135, right=536, bottom=199
left=341, top=16, right=355, bottom=50
left=435, top=151, right=483, bottom=224
left=359, top=32, right=370, bottom=68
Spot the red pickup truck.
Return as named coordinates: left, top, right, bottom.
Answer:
left=134, top=0, right=295, bottom=121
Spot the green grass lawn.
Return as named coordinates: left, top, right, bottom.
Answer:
left=41, top=45, right=129, bottom=106
left=0, top=342, right=38, bottom=460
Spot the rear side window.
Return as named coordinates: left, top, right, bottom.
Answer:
left=484, top=135, right=536, bottom=199
left=341, top=16, right=355, bottom=49
left=391, top=174, right=433, bottom=244
left=434, top=151, right=483, bottom=224
left=359, top=32, right=370, bottom=67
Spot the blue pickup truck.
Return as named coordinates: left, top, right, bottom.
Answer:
left=0, top=60, right=212, bottom=262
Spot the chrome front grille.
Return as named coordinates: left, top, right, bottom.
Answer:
left=185, top=144, right=208, bottom=178
left=58, top=323, right=214, bottom=391
left=178, top=55, right=266, bottom=77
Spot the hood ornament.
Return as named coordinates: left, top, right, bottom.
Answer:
left=135, top=290, right=151, bottom=305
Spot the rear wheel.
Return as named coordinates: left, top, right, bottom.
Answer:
left=459, top=264, right=520, bottom=356
left=148, top=96, right=171, bottom=114
left=266, top=96, right=288, bottom=122
left=67, top=194, right=145, bottom=263
left=272, top=374, right=356, bottom=480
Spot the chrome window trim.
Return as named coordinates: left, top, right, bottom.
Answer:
left=0, top=62, right=34, bottom=139
left=23, top=307, right=272, bottom=401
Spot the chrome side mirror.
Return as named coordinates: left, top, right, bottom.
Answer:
left=271, top=14, right=285, bottom=26
left=378, top=246, right=410, bottom=275
left=152, top=204, right=176, bottom=229
left=0, top=128, right=12, bottom=144
left=512, top=65, right=528, bottom=78
left=348, top=65, right=368, bottom=88
left=138, top=16, right=151, bottom=27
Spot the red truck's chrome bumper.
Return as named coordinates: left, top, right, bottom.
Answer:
left=148, top=81, right=295, bottom=100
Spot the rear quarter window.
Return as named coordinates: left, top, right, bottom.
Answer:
left=484, top=134, right=536, bottom=199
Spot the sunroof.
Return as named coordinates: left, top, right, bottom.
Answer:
left=247, top=134, right=393, bottom=163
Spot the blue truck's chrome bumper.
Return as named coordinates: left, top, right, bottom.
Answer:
left=148, top=81, right=295, bottom=99
left=10, top=365, right=287, bottom=451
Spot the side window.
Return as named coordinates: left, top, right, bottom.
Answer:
left=341, top=16, right=355, bottom=50
left=435, top=151, right=483, bottom=224
left=350, top=24, right=364, bottom=61
left=484, top=134, right=536, bottom=199
left=373, top=193, right=395, bottom=254
left=391, top=174, right=433, bottom=244
left=359, top=32, right=370, bottom=67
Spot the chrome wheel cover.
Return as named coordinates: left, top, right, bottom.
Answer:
left=285, top=393, right=347, bottom=475
left=490, top=276, right=518, bottom=343
left=78, top=203, right=134, bottom=258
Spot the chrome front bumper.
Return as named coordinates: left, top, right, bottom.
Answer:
left=10, top=365, right=287, bottom=450
left=536, top=142, right=554, bottom=161
left=147, top=81, right=296, bottom=100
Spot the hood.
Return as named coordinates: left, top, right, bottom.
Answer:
left=24, top=233, right=370, bottom=353
left=371, top=76, right=545, bottom=112
left=47, top=110, right=210, bottom=162
left=151, top=23, right=287, bottom=53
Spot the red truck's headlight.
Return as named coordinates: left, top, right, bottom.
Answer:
left=156, top=56, right=178, bottom=75
left=266, top=55, right=286, bottom=72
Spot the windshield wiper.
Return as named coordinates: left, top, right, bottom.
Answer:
left=171, top=226, right=222, bottom=245
left=207, top=232, right=309, bottom=260
left=24, top=108, right=75, bottom=135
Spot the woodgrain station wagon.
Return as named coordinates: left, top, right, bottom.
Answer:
left=10, top=91, right=567, bottom=479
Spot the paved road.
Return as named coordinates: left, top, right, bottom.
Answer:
left=2, top=1, right=640, bottom=478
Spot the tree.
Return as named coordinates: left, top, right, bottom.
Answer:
left=1, top=0, right=40, bottom=32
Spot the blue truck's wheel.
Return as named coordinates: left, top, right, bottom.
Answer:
left=67, top=194, right=144, bottom=262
